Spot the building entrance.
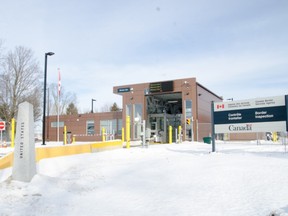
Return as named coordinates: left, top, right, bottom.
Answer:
left=146, top=93, right=182, bottom=143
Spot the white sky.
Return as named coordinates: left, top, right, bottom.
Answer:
left=1, top=0, right=288, bottom=112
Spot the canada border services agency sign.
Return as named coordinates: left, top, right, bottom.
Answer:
left=213, top=95, right=288, bottom=133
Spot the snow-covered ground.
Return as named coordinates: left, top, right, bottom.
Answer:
left=1, top=141, right=288, bottom=216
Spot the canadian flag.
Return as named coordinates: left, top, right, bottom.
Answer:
left=58, top=68, right=61, bottom=96
left=216, top=104, right=224, bottom=109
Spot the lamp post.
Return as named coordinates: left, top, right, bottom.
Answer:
left=42, top=52, right=55, bottom=145
left=91, top=99, right=96, bottom=113
left=47, top=87, right=50, bottom=141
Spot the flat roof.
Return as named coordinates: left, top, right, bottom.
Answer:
left=114, top=77, right=222, bottom=100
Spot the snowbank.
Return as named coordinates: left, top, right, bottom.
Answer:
left=1, top=142, right=288, bottom=215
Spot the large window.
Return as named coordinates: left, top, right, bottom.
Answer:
left=185, top=100, right=193, bottom=140
left=134, top=104, right=142, bottom=121
left=126, top=104, right=133, bottom=139
left=86, top=120, right=95, bottom=135
left=125, top=104, right=143, bottom=140
left=51, top=121, right=64, bottom=128
left=185, top=100, right=192, bottom=119
left=134, top=104, right=143, bottom=140
left=117, top=119, right=122, bottom=135
left=100, top=119, right=121, bottom=135
left=126, top=104, right=132, bottom=117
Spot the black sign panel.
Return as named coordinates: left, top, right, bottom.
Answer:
left=117, top=87, right=131, bottom=93
left=214, top=95, right=288, bottom=133
left=149, top=81, right=173, bottom=93
left=214, top=106, right=287, bottom=125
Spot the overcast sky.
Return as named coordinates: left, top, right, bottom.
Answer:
left=1, top=0, right=287, bottom=112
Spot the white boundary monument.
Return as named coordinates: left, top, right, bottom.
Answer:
left=12, top=101, right=36, bottom=182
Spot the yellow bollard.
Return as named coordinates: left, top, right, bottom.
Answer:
left=72, top=135, right=76, bottom=143
left=272, top=132, right=278, bottom=142
left=102, top=127, right=106, bottom=142
left=126, top=116, right=130, bottom=148
left=64, top=125, right=67, bottom=145
left=169, top=125, right=172, bottom=144
left=178, top=125, right=182, bottom=143
left=11, top=118, right=15, bottom=148
left=122, top=127, right=124, bottom=143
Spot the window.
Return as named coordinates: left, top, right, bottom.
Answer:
left=185, top=100, right=193, bottom=140
left=86, top=120, right=95, bottom=135
left=100, top=119, right=121, bottom=135
left=117, top=119, right=122, bottom=135
left=51, top=121, right=64, bottom=128
left=134, top=104, right=142, bottom=121
left=134, top=104, right=143, bottom=140
left=126, top=104, right=132, bottom=117
left=100, top=120, right=112, bottom=134
left=185, top=100, right=192, bottom=118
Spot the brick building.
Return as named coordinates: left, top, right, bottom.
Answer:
left=113, top=77, right=222, bottom=143
left=46, top=77, right=223, bottom=143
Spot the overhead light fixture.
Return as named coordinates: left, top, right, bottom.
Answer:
left=167, top=100, right=178, bottom=103
left=46, top=52, right=55, bottom=56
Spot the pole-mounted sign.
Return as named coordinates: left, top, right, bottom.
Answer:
left=211, top=95, right=288, bottom=152
left=214, top=95, right=288, bottom=133
left=0, top=121, right=5, bottom=131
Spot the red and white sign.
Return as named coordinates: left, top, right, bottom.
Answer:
left=214, top=95, right=286, bottom=112
left=0, top=121, right=5, bottom=131
left=216, top=104, right=225, bottom=109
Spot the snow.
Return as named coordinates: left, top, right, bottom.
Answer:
left=1, top=141, right=288, bottom=216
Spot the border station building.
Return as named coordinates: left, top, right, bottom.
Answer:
left=113, top=77, right=222, bottom=143
left=47, top=77, right=222, bottom=143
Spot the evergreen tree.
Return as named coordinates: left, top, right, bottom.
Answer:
left=66, top=102, right=78, bottom=115
left=110, top=102, right=121, bottom=112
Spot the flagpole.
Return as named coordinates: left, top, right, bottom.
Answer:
left=57, top=68, right=61, bottom=143
left=57, top=93, right=59, bottom=142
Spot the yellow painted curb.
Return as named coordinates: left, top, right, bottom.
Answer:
left=0, top=140, right=122, bottom=170
left=0, top=152, right=14, bottom=170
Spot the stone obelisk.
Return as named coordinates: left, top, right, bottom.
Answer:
left=12, top=101, right=36, bottom=182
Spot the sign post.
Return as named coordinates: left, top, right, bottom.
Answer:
left=191, top=117, right=194, bottom=142
left=211, top=102, right=215, bottom=152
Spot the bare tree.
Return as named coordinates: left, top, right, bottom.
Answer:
left=100, top=102, right=121, bottom=112
left=100, top=103, right=111, bottom=112
left=48, top=83, right=78, bottom=115
left=0, top=39, right=4, bottom=61
left=0, top=46, right=41, bottom=136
